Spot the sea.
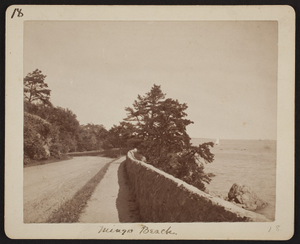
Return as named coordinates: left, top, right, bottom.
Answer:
left=191, top=138, right=276, bottom=221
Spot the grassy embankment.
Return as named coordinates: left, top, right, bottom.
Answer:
left=24, top=148, right=130, bottom=167
left=24, top=154, right=72, bottom=168
left=67, top=148, right=130, bottom=158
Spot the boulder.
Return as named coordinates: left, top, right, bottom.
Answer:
left=228, top=183, right=268, bottom=211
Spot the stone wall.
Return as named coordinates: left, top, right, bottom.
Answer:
left=125, top=150, right=270, bottom=222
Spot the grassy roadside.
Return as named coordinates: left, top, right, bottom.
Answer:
left=46, top=157, right=121, bottom=223
left=24, top=148, right=130, bottom=168
left=24, top=155, right=72, bottom=168
left=67, top=148, right=130, bottom=158
left=66, top=150, right=103, bottom=157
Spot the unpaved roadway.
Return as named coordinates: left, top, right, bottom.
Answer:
left=24, top=156, right=113, bottom=223
left=79, top=157, right=140, bottom=223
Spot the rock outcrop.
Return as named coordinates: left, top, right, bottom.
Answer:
left=228, top=183, right=268, bottom=211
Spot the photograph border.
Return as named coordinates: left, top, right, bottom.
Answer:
left=5, top=5, right=295, bottom=240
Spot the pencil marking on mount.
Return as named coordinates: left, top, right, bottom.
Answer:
left=11, top=8, right=23, bottom=18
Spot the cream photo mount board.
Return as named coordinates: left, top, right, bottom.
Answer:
left=5, top=5, right=295, bottom=240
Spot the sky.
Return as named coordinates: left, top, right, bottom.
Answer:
left=24, top=21, right=278, bottom=140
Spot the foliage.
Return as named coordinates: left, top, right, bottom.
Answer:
left=24, top=69, right=52, bottom=106
left=25, top=100, right=110, bottom=159
left=24, top=112, right=52, bottom=161
left=24, top=70, right=110, bottom=164
left=107, top=122, right=138, bottom=149
left=76, top=124, right=108, bottom=152
left=160, top=143, right=215, bottom=190
left=25, top=101, right=80, bottom=155
left=45, top=106, right=80, bottom=153
left=124, top=85, right=194, bottom=162
left=124, top=84, right=214, bottom=191
left=99, top=148, right=130, bottom=158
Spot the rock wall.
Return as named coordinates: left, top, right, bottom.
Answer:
left=125, top=150, right=270, bottom=222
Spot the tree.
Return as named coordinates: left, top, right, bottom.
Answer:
left=124, top=84, right=193, bottom=164
left=108, top=122, right=137, bottom=149
left=76, top=124, right=108, bottom=152
left=124, top=84, right=214, bottom=191
left=24, top=69, right=52, bottom=106
left=47, top=107, right=80, bottom=134
left=47, top=107, right=80, bottom=153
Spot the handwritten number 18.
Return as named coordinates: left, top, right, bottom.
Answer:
left=268, top=225, right=280, bottom=232
left=11, top=8, right=23, bottom=18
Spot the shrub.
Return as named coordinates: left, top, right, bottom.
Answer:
left=101, top=140, right=114, bottom=150
left=49, top=143, right=63, bottom=159
left=100, top=148, right=130, bottom=158
left=24, top=112, right=51, bottom=162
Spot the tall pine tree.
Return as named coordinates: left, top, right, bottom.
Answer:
left=124, top=84, right=214, bottom=191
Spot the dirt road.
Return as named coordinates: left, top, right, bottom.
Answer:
left=24, top=156, right=113, bottom=223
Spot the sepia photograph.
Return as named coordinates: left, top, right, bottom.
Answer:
left=5, top=5, right=295, bottom=240
left=23, top=20, right=277, bottom=223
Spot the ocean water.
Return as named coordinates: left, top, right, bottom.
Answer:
left=191, top=138, right=276, bottom=221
